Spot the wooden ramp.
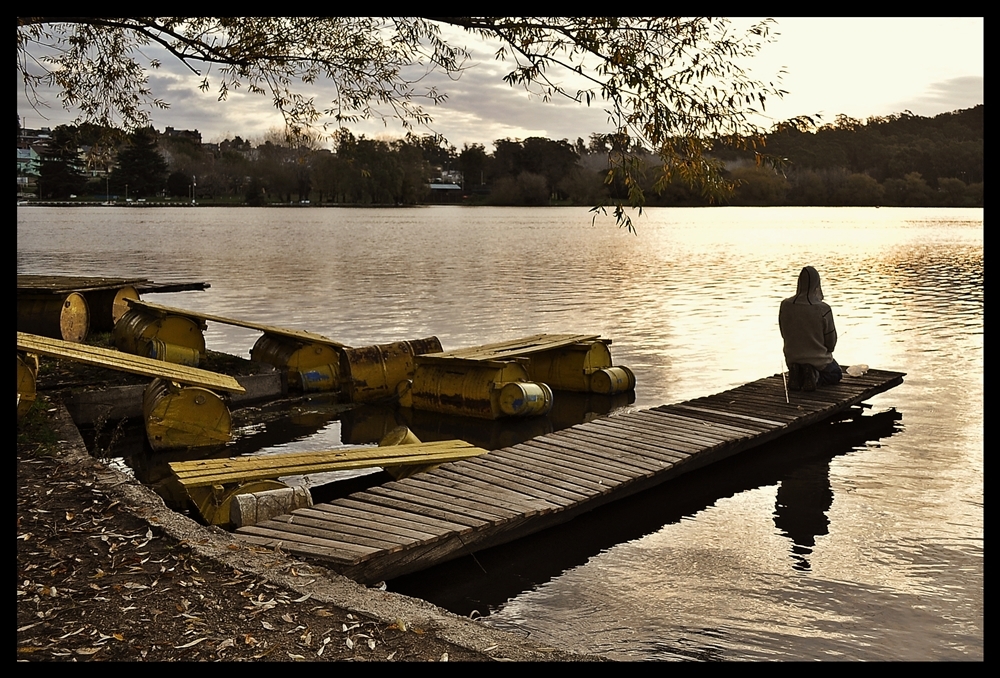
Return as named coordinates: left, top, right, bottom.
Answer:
left=16, top=331, right=244, bottom=393
left=235, top=368, right=904, bottom=583
left=125, top=298, right=349, bottom=348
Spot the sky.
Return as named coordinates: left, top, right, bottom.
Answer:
left=17, top=17, right=984, bottom=150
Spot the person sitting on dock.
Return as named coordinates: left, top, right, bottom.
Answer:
left=779, top=266, right=843, bottom=391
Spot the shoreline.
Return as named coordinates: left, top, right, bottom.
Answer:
left=17, top=398, right=600, bottom=662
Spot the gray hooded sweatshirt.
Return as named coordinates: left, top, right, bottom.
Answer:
left=779, top=266, right=838, bottom=368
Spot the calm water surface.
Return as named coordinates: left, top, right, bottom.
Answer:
left=17, top=205, right=982, bottom=660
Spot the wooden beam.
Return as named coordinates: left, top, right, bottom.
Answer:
left=125, top=298, right=348, bottom=348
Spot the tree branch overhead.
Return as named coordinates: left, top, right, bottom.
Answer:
left=18, top=17, right=797, bottom=230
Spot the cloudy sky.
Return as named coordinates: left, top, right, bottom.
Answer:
left=17, top=17, right=983, bottom=150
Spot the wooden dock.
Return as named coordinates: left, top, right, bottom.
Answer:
left=234, top=368, right=904, bottom=584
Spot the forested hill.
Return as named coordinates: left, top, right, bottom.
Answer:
left=705, top=105, right=983, bottom=207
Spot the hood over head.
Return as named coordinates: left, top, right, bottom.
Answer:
left=793, top=266, right=824, bottom=303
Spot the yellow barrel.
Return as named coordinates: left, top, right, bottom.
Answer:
left=526, top=340, right=613, bottom=392
left=84, top=285, right=140, bottom=332
left=17, top=292, right=90, bottom=342
left=396, top=379, right=414, bottom=408
left=410, top=359, right=539, bottom=419
left=498, top=381, right=554, bottom=417
left=142, top=378, right=231, bottom=451
left=340, top=337, right=443, bottom=403
left=250, top=333, right=342, bottom=392
left=146, top=338, right=202, bottom=367
left=379, top=425, right=423, bottom=447
left=589, top=366, right=636, bottom=395
left=188, top=479, right=289, bottom=527
left=17, top=353, right=38, bottom=419
left=378, top=426, right=431, bottom=480
left=113, top=308, right=206, bottom=361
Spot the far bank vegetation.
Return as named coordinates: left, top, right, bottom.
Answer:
left=20, top=106, right=983, bottom=208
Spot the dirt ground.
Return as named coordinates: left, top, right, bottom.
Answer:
left=17, top=394, right=598, bottom=663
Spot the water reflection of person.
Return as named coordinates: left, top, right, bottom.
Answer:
left=779, top=266, right=843, bottom=391
left=773, top=456, right=834, bottom=571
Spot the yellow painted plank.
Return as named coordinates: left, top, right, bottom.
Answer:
left=171, top=440, right=481, bottom=472
left=174, top=453, right=485, bottom=487
left=126, top=299, right=348, bottom=348
left=170, top=442, right=489, bottom=487
left=171, top=441, right=483, bottom=475
left=16, top=331, right=245, bottom=393
left=424, top=333, right=603, bottom=362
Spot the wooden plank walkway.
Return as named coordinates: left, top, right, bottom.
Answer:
left=235, top=368, right=904, bottom=583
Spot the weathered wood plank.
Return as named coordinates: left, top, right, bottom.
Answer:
left=591, top=412, right=738, bottom=447
left=237, top=525, right=377, bottom=559
left=613, top=410, right=760, bottom=445
left=493, top=444, right=641, bottom=483
left=290, top=507, right=437, bottom=543
left=258, top=513, right=408, bottom=551
left=550, top=426, right=701, bottom=463
left=537, top=431, right=688, bottom=475
left=422, top=333, right=602, bottom=363
left=17, top=331, right=245, bottom=393
left=400, top=469, right=553, bottom=515
left=362, top=484, right=507, bottom=524
left=510, top=438, right=668, bottom=476
left=443, top=457, right=591, bottom=504
left=327, top=497, right=476, bottom=534
left=416, top=467, right=558, bottom=513
left=170, top=442, right=487, bottom=487
left=383, top=475, right=528, bottom=520
left=581, top=413, right=716, bottom=448
left=473, top=452, right=616, bottom=496
left=627, top=408, right=771, bottom=437
left=126, top=298, right=349, bottom=348
left=336, top=491, right=488, bottom=530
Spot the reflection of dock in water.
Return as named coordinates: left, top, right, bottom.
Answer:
left=234, top=368, right=905, bottom=584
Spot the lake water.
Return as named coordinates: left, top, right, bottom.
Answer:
left=17, top=205, right=983, bottom=661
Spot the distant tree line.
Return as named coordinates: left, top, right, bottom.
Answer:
left=25, top=105, right=982, bottom=207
